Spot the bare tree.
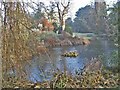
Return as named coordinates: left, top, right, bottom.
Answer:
left=55, top=0, right=71, bottom=34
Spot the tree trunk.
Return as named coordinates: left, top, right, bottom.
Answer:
left=0, top=8, right=2, bottom=90
left=58, top=18, right=66, bottom=34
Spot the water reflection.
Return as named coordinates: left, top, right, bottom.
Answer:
left=25, top=37, right=117, bottom=82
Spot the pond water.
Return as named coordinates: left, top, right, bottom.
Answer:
left=25, top=37, right=117, bottom=83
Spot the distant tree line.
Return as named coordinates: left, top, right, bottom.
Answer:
left=65, top=0, right=119, bottom=37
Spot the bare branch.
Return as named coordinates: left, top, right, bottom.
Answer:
left=61, top=1, right=70, bottom=8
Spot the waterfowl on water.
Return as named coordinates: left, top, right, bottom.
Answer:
left=61, top=51, right=79, bottom=57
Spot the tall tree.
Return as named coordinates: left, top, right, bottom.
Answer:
left=54, top=0, right=71, bottom=34
left=107, top=1, right=120, bottom=42
left=72, top=1, right=109, bottom=34
left=1, top=2, right=34, bottom=80
left=73, top=5, right=97, bottom=33
left=65, top=17, right=73, bottom=35
left=94, top=0, right=108, bottom=34
left=0, top=3, right=2, bottom=89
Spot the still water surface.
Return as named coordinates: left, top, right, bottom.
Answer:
left=25, top=37, right=117, bottom=82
